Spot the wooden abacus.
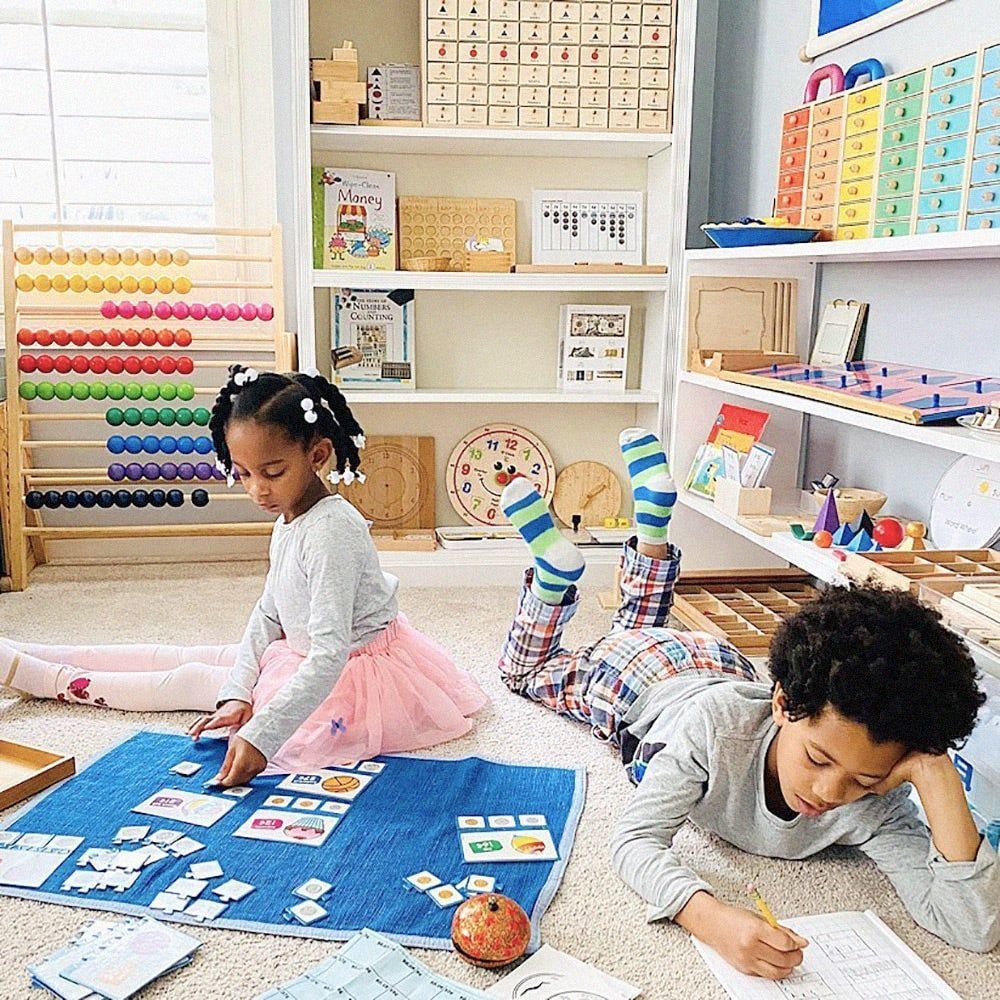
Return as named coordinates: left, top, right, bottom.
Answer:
left=2, top=221, right=296, bottom=591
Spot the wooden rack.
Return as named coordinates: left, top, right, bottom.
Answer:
left=2, top=221, right=296, bottom=591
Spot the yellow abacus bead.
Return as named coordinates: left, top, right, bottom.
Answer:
left=172, top=248, right=190, bottom=266
left=51, top=246, right=69, bottom=266
left=69, top=274, right=87, bottom=293
left=155, top=248, right=172, bottom=266
left=138, top=276, right=156, bottom=295
left=87, top=274, right=105, bottom=293
left=51, top=274, right=69, bottom=292
left=34, top=247, right=51, bottom=265
left=68, top=248, right=86, bottom=265
left=15, top=274, right=34, bottom=292
left=104, top=275, right=121, bottom=294
left=173, top=275, right=192, bottom=294
left=121, top=248, right=138, bottom=266
left=137, top=248, right=155, bottom=266
left=103, top=248, right=121, bottom=266
left=156, top=276, right=174, bottom=294
left=121, top=275, right=139, bottom=293
left=14, top=246, right=33, bottom=264
left=34, top=274, right=52, bottom=292
left=86, top=247, right=103, bottom=266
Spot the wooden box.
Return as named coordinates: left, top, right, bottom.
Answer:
left=463, top=251, right=514, bottom=273
left=843, top=550, right=1000, bottom=594
left=714, top=477, right=772, bottom=518
left=313, top=100, right=361, bottom=125
left=0, top=739, right=75, bottom=810
left=689, top=349, right=800, bottom=376
left=316, top=80, right=366, bottom=104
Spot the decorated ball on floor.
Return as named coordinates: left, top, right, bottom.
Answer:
left=873, top=517, right=904, bottom=549
left=451, top=894, right=530, bottom=968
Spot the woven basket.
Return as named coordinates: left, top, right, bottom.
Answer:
left=401, top=256, right=451, bottom=271
left=811, top=488, right=888, bottom=522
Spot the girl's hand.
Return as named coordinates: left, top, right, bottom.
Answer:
left=188, top=699, right=252, bottom=741
left=209, top=736, right=267, bottom=788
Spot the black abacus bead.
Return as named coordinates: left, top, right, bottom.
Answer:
left=44, top=490, right=62, bottom=510
left=166, top=489, right=184, bottom=508
left=96, top=490, right=115, bottom=508
left=114, top=489, right=133, bottom=508
left=62, top=490, right=80, bottom=509
left=25, top=491, right=45, bottom=510
left=131, top=489, right=149, bottom=508
left=191, top=488, right=209, bottom=508
left=79, top=490, right=97, bottom=508
left=149, top=489, right=167, bottom=508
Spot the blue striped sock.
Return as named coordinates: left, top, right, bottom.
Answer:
left=502, top=479, right=584, bottom=604
left=619, top=427, right=677, bottom=544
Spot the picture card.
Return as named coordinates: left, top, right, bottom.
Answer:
left=212, top=878, right=255, bottom=902
left=147, top=829, right=183, bottom=847
left=459, top=829, right=559, bottom=863
left=466, top=874, right=496, bottom=894
left=357, top=761, right=385, bottom=774
left=150, top=892, right=189, bottom=913
left=456, top=816, right=486, bottom=830
left=294, top=878, right=333, bottom=901
left=488, top=943, right=639, bottom=1000
left=0, top=835, right=83, bottom=888
left=132, top=788, right=236, bottom=828
left=113, top=825, right=150, bottom=844
left=169, top=761, right=202, bottom=777
left=292, top=797, right=321, bottom=811
left=0, top=832, right=20, bottom=847
left=221, top=786, right=253, bottom=799
left=185, top=899, right=228, bottom=922
left=427, top=884, right=463, bottom=908
left=263, top=794, right=294, bottom=809
left=166, top=877, right=208, bottom=899
left=233, top=809, right=338, bottom=848
left=404, top=871, right=442, bottom=892
left=517, top=814, right=548, bottom=827
left=487, top=815, right=516, bottom=829
left=168, top=836, right=205, bottom=857
left=187, top=860, right=224, bottom=880
left=288, top=900, right=328, bottom=925
left=276, top=769, right=374, bottom=801
left=320, top=801, right=350, bottom=815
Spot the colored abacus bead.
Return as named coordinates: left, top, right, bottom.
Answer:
left=123, top=329, right=140, bottom=347
left=157, top=330, right=174, bottom=347
left=142, top=435, right=160, bottom=453
left=124, top=435, right=143, bottom=454
left=224, top=303, right=241, bottom=321
left=37, top=382, right=56, bottom=400
left=166, top=489, right=184, bottom=507
left=174, top=276, right=192, bottom=295
left=107, top=356, right=125, bottom=375
left=105, top=275, right=122, bottom=294
left=141, top=356, right=159, bottom=375
left=87, top=275, right=104, bottom=293
left=106, top=408, right=125, bottom=426
left=194, top=408, right=211, bottom=426
left=194, top=436, right=213, bottom=455
left=143, top=462, right=161, bottom=480
left=125, top=383, right=144, bottom=400
left=159, top=435, right=177, bottom=454
left=123, top=407, right=142, bottom=425
left=206, top=303, right=224, bottom=321
left=160, top=382, right=177, bottom=401
left=107, top=383, right=126, bottom=400
left=141, top=383, right=160, bottom=401
left=140, top=329, right=158, bottom=347
left=137, top=248, right=155, bottom=266
left=71, top=383, right=89, bottom=401
left=177, top=383, right=195, bottom=401
left=258, top=303, right=274, bottom=321
left=100, top=301, right=117, bottom=319
left=14, top=247, right=33, bottom=264
left=55, top=383, right=73, bottom=401
left=177, top=463, right=196, bottom=480
left=160, top=357, right=177, bottom=375
left=86, top=248, right=103, bottom=266
left=156, top=277, right=174, bottom=295
left=173, top=249, right=190, bottom=266
left=18, top=356, right=37, bottom=373
left=154, top=301, right=172, bottom=320
left=15, top=274, right=33, bottom=292
left=91, top=382, right=108, bottom=400
left=71, top=355, right=89, bottom=374
left=142, top=407, right=160, bottom=426
left=55, top=356, right=73, bottom=374
left=36, top=356, right=55, bottom=373
left=120, top=249, right=137, bottom=266
left=79, top=490, right=97, bottom=508
left=19, top=383, right=37, bottom=400
left=107, top=435, right=126, bottom=454
left=240, top=302, right=258, bottom=321
left=52, top=274, right=69, bottom=292
left=176, top=356, right=194, bottom=376
left=175, top=330, right=192, bottom=347
left=125, top=463, right=144, bottom=481
left=175, top=408, right=194, bottom=426
left=103, top=248, right=120, bottom=266
left=62, top=490, right=80, bottom=509
left=96, top=490, right=115, bottom=508
left=120, top=302, right=137, bottom=320
left=189, top=303, right=207, bottom=320
left=91, top=356, right=107, bottom=375
left=44, top=490, right=61, bottom=510
left=160, top=462, right=178, bottom=480
left=191, top=488, right=209, bottom=507
left=114, top=490, right=132, bottom=509
left=149, top=489, right=167, bottom=508
left=135, top=301, right=153, bottom=320
left=155, top=248, right=172, bottom=267
left=36, top=329, right=54, bottom=347
left=51, top=247, right=68, bottom=265
left=17, top=329, right=33, bottom=346
left=35, top=275, right=52, bottom=293
left=88, top=330, right=104, bottom=347
left=177, top=436, right=195, bottom=454
left=68, top=248, right=85, bottom=265
left=172, top=302, right=190, bottom=320
left=194, top=462, right=214, bottom=480
left=158, top=407, right=176, bottom=426
left=107, top=330, right=123, bottom=347
left=131, top=489, right=150, bottom=508
left=25, top=491, right=45, bottom=510
left=138, top=277, right=156, bottom=295
left=108, top=464, right=127, bottom=482
left=122, top=276, right=139, bottom=294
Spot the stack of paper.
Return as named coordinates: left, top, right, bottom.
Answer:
left=488, top=944, right=639, bottom=1000
left=27, top=917, right=201, bottom=1000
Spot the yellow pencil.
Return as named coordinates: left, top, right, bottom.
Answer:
left=746, top=882, right=781, bottom=929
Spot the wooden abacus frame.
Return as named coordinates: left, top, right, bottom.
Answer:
left=2, top=221, right=296, bottom=591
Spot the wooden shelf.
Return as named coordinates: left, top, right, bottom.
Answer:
left=344, top=389, right=658, bottom=404
left=313, top=269, right=669, bottom=291
left=687, top=229, right=1000, bottom=264
left=311, top=124, right=672, bottom=159
left=679, top=371, right=1000, bottom=464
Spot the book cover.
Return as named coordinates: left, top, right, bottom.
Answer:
left=333, top=289, right=415, bottom=390
left=312, top=167, right=396, bottom=271
left=686, top=404, right=769, bottom=499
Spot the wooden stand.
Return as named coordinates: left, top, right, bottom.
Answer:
left=713, top=478, right=772, bottom=518
left=311, top=41, right=365, bottom=125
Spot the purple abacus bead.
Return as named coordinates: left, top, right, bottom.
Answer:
left=223, top=302, right=241, bottom=321
left=172, top=302, right=190, bottom=320
left=160, top=462, right=178, bottom=480
left=212, top=466, right=226, bottom=481
left=154, top=301, right=172, bottom=320
left=258, top=302, right=274, bottom=321
left=240, top=302, right=258, bottom=321
left=206, top=302, right=224, bottom=321
left=194, top=462, right=214, bottom=480
left=135, top=301, right=153, bottom=320
left=108, top=463, right=127, bottom=482
left=100, top=301, right=118, bottom=319
left=125, top=462, right=144, bottom=481
left=143, top=462, right=161, bottom=480
left=177, top=462, right=196, bottom=480
left=118, top=301, right=136, bottom=320
left=189, top=302, right=207, bottom=321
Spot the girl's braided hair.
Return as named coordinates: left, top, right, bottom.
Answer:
left=210, top=365, right=364, bottom=484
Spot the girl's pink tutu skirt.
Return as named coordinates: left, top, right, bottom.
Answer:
left=251, top=615, right=488, bottom=772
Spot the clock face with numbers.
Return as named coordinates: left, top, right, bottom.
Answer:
left=446, top=423, right=556, bottom=526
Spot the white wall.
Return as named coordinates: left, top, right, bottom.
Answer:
left=707, top=0, right=1000, bottom=524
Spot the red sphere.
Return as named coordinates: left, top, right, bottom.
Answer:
left=106, top=356, right=125, bottom=375
left=140, top=328, right=158, bottom=347
left=17, top=329, right=34, bottom=346
left=160, top=356, right=177, bottom=375
left=176, top=356, right=194, bottom=376
left=451, top=894, right=531, bottom=969
left=873, top=517, right=905, bottom=549
left=54, top=355, right=73, bottom=374
left=157, top=330, right=174, bottom=347
left=813, top=530, right=833, bottom=549
left=123, top=329, right=141, bottom=348
left=124, top=356, right=142, bottom=375
left=36, top=355, right=55, bottom=374
left=18, top=355, right=37, bottom=373
left=71, top=329, right=88, bottom=347
left=71, top=355, right=89, bottom=374
left=88, top=330, right=105, bottom=347
left=175, top=329, right=192, bottom=347
left=106, top=329, right=123, bottom=347
left=90, top=355, right=107, bottom=375
left=35, top=329, right=54, bottom=347
left=141, top=356, right=159, bottom=375
left=53, top=329, right=71, bottom=347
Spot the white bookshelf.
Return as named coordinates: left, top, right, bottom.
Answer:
left=345, top=389, right=659, bottom=405
left=313, top=269, right=670, bottom=292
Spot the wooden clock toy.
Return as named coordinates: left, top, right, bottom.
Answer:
left=446, top=423, right=556, bottom=526
left=342, top=435, right=435, bottom=529
left=552, top=461, right=623, bottom=528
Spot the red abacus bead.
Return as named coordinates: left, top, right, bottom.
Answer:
left=55, top=356, right=73, bottom=374
left=36, top=356, right=55, bottom=374
left=172, top=302, right=190, bottom=320
left=88, top=330, right=105, bottom=347
left=176, top=356, right=194, bottom=376
left=140, top=328, right=158, bottom=347
left=157, top=330, right=174, bottom=347
left=90, top=356, right=107, bottom=375
left=175, top=329, right=192, bottom=347
left=123, top=329, right=141, bottom=348
left=124, top=356, right=142, bottom=375
left=106, top=329, right=123, bottom=347
left=258, top=302, right=274, bottom=321
left=189, top=303, right=207, bottom=321
left=17, top=328, right=34, bottom=346
left=206, top=303, right=224, bottom=321
left=100, top=301, right=118, bottom=319
left=53, top=329, right=71, bottom=347
left=118, top=302, right=135, bottom=320
left=141, top=356, right=159, bottom=375
left=135, top=301, right=153, bottom=320
left=240, top=303, right=258, bottom=321
left=71, top=355, right=90, bottom=374
left=18, top=355, right=37, bottom=373
left=36, top=329, right=54, bottom=347
left=71, top=329, right=88, bottom=347
left=160, top=356, right=177, bottom=375
left=106, top=356, right=125, bottom=375
left=223, top=303, right=241, bottom=321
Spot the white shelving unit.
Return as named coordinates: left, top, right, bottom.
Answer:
left=270, top=0, right=711, bottom=586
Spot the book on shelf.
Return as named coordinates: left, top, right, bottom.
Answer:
left=312, top=166, right=396, bottom=271
left=685, top=403, right=770, bottom=499
left=332, top=289, right=415, bottom=390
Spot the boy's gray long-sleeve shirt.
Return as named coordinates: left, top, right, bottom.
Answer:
left=611, top=678, right=1000, bottom=953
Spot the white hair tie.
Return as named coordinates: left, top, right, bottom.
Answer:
left=215, top=458, right=236, bottom=489
left=301, top=398, right=318, bottom=424
left=352, top=433, right=366, bottom=450
left=233, top=368, right=259, bottom=388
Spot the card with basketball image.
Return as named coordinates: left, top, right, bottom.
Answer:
left=427, top=883, right=463, bottom=908
left=276, top=769, right=374, bottom=801
left=459, top=828, right=559, bottom=863
left=233, top=809, right=338, bottom=848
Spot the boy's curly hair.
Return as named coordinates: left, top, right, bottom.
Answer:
left=768, top=586, right=985, bottom=754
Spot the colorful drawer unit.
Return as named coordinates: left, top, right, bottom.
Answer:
left=969, top=50, right=1000, bottom=229
left=873, top=72, right=927, bottom=237
left=803, top=95, right=845, bottom=232
left=837, top=82, right=884, bottom=239
left=776, top=105, right=811, bottom=225
left=424, top=0, right=676, bottom=131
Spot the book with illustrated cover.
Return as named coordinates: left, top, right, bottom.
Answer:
left=332, top=289, right=415, bottom=390
left=312, top=167, right=396, bottom=271
left=685, top=404, right=769, bottom=499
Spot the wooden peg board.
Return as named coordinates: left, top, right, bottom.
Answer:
left=398, top=197, right=516, bottom=272
left=552, top=461, right=622, bottom=528
left=341, top=435, right=435, bottom=529
left=842, top=549, right=1000, bottom=594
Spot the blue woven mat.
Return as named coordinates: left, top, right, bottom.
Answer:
left=0, top=731, right=585, bottom=950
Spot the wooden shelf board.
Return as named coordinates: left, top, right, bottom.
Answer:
left=343, top=389, right=658, bottom=404
left=313, top=269, right=670, bottom=291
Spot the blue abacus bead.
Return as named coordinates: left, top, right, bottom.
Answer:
left=159, top=435, right=178, bottom=454
left=976, top=380, right=984, bottom=393
left=107, top=435, right=126, bottom=454
left=149, top=489, right=167, bottom=508
left=131, top=489, right=149, bottom=508
left=194, top=462, right=214, bottom=480
left=108, top=463, right=127, bottom=482
left=143, top=462, right=161, bottom=481
left=194, top=436, right=213, bottom=455
left=160, top=462, right=178, bottom=480
left=166, top=489, right=184, bottom=507
left=114, top=489, right=132, bottom=508
left=191, top=488, right=209, bottom=507
left=96, top=490, right=115, bottom=508
left=177, top=436, right=195, bottom=455
left=62, top=490, right=79, bottom=509
left=125, top=435, right=143, bottom=455
left=44, top=490, right=62, bottom=509
left=141, top=435, right=159, bottom=454
left=804, top=367, right=811, bottom=379
left=79, top=490, right=97, bottom=508
left=125, top=462, right=144, bottom=481
left=177, top=462, right=195, bottom=481
left=25, top=491, right=45, bottom=510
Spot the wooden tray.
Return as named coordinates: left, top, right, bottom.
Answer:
left=843, top=550, right=1000, bottom=594
left=0, top=739, right=75, bottom=810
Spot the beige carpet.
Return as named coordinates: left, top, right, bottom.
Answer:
left=1, top=563, right=997, bottom=1000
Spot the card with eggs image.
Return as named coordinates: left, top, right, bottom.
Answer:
left=233, top=810, right=338, bottom=848
left=276, top=769, right=374, bottom=801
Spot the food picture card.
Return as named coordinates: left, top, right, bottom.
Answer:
left=459, top=828, right=559, bottom=863
left=131, top=788, right=236, bottom=828
left=276, top=769, right=374, bottom=801
left=233, top=810, right=338, bottom=848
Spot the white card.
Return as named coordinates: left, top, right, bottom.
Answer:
left=137, top=845, right=169, bottom=867
left=455, top=877, right=469, bottom=891
left=0, top=840, right=79, bottom=888
left=276, top=769, right=373, bottom=801
left=0, top=832, right=20, bottom=847
left=459, top=828, right=559, bottom=863
left=518, top=814, right=548, bottom=827
left=187, top=860, right=224, bottom=880
left=62, top=871, right=99, bottom=892
left=357, top=761, right=385, bottom=774
left=78, top=848, right=116, bottom=870
left=166, top=877, right=208, bottom=898
left=487, top=815, right=516, bottom=829
left=48, top=835, right=85, bottom=852
left=404, top=871, right=442, bottom=892
left=150, top=891, right=189, bottom=912
left=292, top=797, right=321, bottom=811
left=233, top=809, right=338, bottom=847
left=113, top=825, right=150, bottom=843
left=170, top=761, right=202, bottom=776
left=288, top=900, right=327, bottom=925
left=263, top=794, right=294, bottom=808
left=212, top=878, right=255, bottom=901
left=294, top=878, right=333, bottom=901
left=15, top=833, right=52, bottom=849
left=132, top=788, right=236, bottom=828
left=457, top=816, right=486, bottom=830
left=222, top=786, right=253, bottom=799
left=428, top=884, right=463, bottom=908
left=147, top=829, right=183, bottom=846
left=168, top=836, right=205, bottom=857
left=185, top=898, right=228, bottom=921
left=466, top=874, right=496, bottom=894
left=319, top=801, right=350, bottom=815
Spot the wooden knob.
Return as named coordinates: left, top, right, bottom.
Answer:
left=852, top=140, right=861, bottom=150
left=844, top=229, right=855, bottom=239
left=895, top=106, right=905, bottom=117
left=984, top=191, right=996, bottom=202
left=882, top=226, right=893, bottom=235
left=895, top=81, right=906, bottom=93
left=820, top=127, right=829, bottom=137
left=888, top=179, right=898, bottom=190
left=854, top=116, right=864, bottom=126
left=938, top=119, right=950, bottom=130
left=940, top=93, right=953, bottom=104
left=934, top=172, right=944, bottom=182
left=929, top=223, right=940, bottom=232
left=849, top=163, right=860, bottom=173
left=931, top=197, right=942, bottom=207
left=846, top=208, right=856, bottom=217
left=887, top=204, right=897, bottom=215
left=981, top=219, right=993, bottom=229
left=988, top=163, right=999, bottom=173
left=849, top=184, right=858, bottom=194
left=893, top=131, right=904, bottom=140
left=944, top=65, right=956, bottom=77
left=890, top=155, right=901, bottom=165
left=935, top=145, right=946, bottom=155
left=817, top=170, right=826, bottom=179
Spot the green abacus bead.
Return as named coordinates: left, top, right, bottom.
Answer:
left=90, top=382, right=108, bottom=400
left=125, top=383, right=143, bottom=401
left=37, top=382, right=56, bottom=400
left=159, top=382, right=177, bottom=401
left=193, top=408, right=211, bottom=426
left=106, top=408, right=125, bottom=426
left=123, top=408, right=142, bottom=426
left=108, top=383, right=126, bottom=401
left=141, top=407, right=159, bottom=426
left=55, top=382, right=73, bottom=401
left=72, top=382, right=90, bottom=401
left=141, top=383, right=159, bottom=401
left=177, top=383, right=195, bottom=401
left=175, top=408, right=194, bottom=426
left=159, top=407, right=177, bottom=426
left=19, top=382, right=37, bottom=400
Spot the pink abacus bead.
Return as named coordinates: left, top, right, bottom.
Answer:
left=135, top=301, right=153, bottom=320
left=240, top=302, right=258, bottom=321
left=101, top=300, right=118, bottom=319
left=223, top=303, right=241, bottom=321
left=154, top=301, right=172, bottom=320
left=118, top=301, right=136, bottom=320
left=189, top=302, right=207, bottom=321
left=172, top=302, right=190, bottom=320
left=258, top=302, right=274, bottom=321
left=206, top=302, right=224, bottom=321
